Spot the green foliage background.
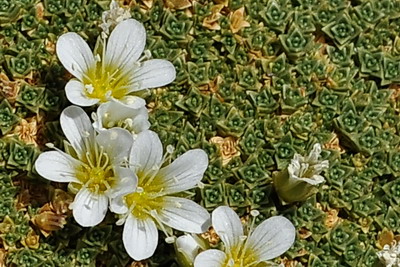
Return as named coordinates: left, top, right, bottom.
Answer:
left=0, top=0, right=400, bottom=266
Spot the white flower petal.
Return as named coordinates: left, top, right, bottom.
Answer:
left=123, top=215, right=158, bottom=261
left=212, top=206, right=243, bottom=251
left=129, top=130, right=163, bottom=174
left=105, top=19, right=146, bottom=71
left=246, top=216, right=296, bottom=261
left=72, top=188, right=108, bottom=227
left=109, top=167, right=137, bottom=199
left=35, top=151, right=80, bottom=183
left=157, top=149, right=208, bottom=194
left=176, top=234, right=201, bottom=263
left=56, top=32, right=95, bottom=81
left=95, top=100, right=149, bottom=133
left=65, top=80, right=99, bottom=107
left=158, top=197, right=210, bottom=233
left=60, top=106, right=94, bottom=156
left=96, top=127, right=133, bottom=163
left=128, top=59, right=176, bottom=92
left=131, top=113, right=150, bottom=133
left=307, top=143, right=322, bottom=163
left=117, top=96, right=147, bottom=109
left=109, top=195, right=128, bottom=214
left=194, top=250, right=227, bottom=267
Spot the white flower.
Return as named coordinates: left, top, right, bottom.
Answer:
left=56, top=18, right=176, bottom=107
left=288, top=143, right=329, bottom=185
left=273, top=143, right=329, bottom=203
left=35, top=106, right=135, bottom=227
left=377, top=241, right=400, bottom=267
left=100, top=0, right=131, bottom=37
left=176, top=234, right=205, bottom=267
left=194, top=206, right=296, bottom=267
left=93, top=99, right=150, bottom=135
left=110, top=130, right=210, bottom=261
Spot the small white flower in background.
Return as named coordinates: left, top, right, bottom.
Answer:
left=377, top=241, right=400, bottom=267
left=110, top=130, right=210, bottom=261
left=288, top=143, right=329, bottom=185
left=273, top=143, right=329, bottom=203
left=35, top=106, right=135, bottom=227
left=175, top=234, right=206, bottom=267
left=194, top=206, right=296, bottom=267
left=93, top=99, right=150, bottom=136
left=56, top=18, right=176, bottom=107
left=100, top=0, right=131, bottom=38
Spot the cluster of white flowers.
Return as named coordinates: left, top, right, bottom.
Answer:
left=377, top=241, right=400, bottom=267
left=35, top=1, right=297, bottom=264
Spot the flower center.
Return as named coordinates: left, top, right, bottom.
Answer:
left=75, top=144, right=116, bottom=194
left=224, top=244, right=259, bottom=267
left=124, top=187, right=165, bottom=220
left=83, top=61, right=130, bottom=102
left=124, top=169, right=167, bottom=220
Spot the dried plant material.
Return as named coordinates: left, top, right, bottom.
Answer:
left=298, top=227, right=312, bottom=239
left=12, top=117, right=41, bottom=146
left=209, top=136, right=240, bottom=165
left=0, top=249, right=6, bottom=267
left=198, top=76, right=223, bottom=101
left=203, top=4, right=224, bottom=30
left=35, top=3, right=44, bottom=20
left=32, top=189, right=71, bottom=236
left=0, top=216, right=14, bottom=234
left=146, top=101, right=156, bottom=113
left=282, top=258, right=302, bottom=267
left=21, top=230, right=40, bottom=249
left=323, top=132, right=345, bottom=153
left=214, top=0, right=228, bottom=5
left=130, top=261, right=149, bottom=267
left=201, top=227, right=220, bottom=246
left=45, top=39, right=56, bottom=54
left=229, top=7, right=250, bottom=34
left=33, top=207, right=67, bottom=237
left=51, top=189, right=73, bottom=215
left=0, top=73, right=21, bottom=102
left=141, top=0, right=153, bottom=9
left=164, top=0, right=192, bottom=9
left=325, top=208, right=340, bottom=229
left=378, top=229, right=395, bottom=249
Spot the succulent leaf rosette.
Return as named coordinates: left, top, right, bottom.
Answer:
left=273, top=143, right=329, bottom=203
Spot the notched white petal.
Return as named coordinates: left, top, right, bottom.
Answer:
left=106, top=19, right=146, bottom=71
left=128, top=59, right=176, bottom=92
left=123, top=215, right=158, bottom=261
left=60, top=106, right=95, bottom=156
left=35, top=151, right=80, bottom=183
left=158, top=149, right=208, bottom=194
left=72, top=188, right=108, bottom=227
left=212, top=206, right=244, bottom=251
left=129, top=130, right=163, bottom=174
left=246, top=216, right=296, bottom=261
left=96, top=127, right=133, bottom=163
left=65, top=80, right=99, bottom=107
left=56, top=32, right=95, bottom=81
left=158, top=197, right=210, bottom=233
left=194, top=249, right=226, bottom=267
